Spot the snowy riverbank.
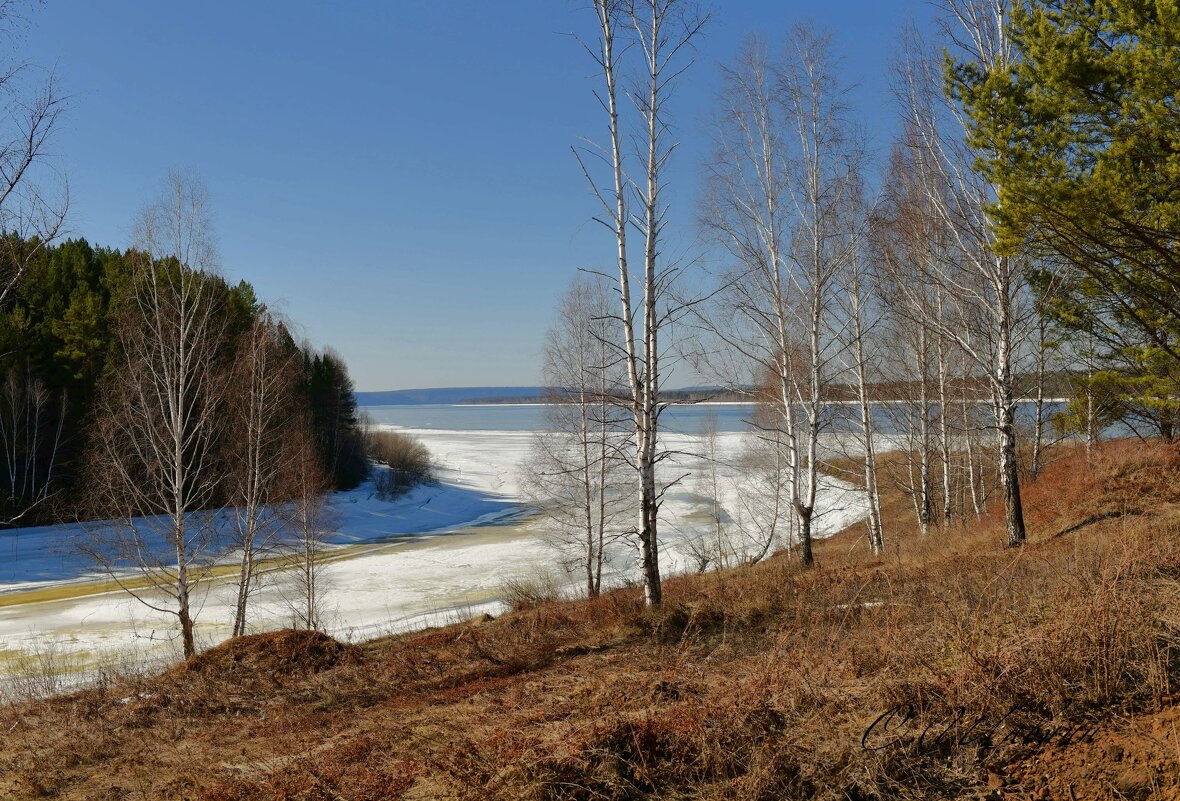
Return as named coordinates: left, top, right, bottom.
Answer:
left=0, top=426, right=867, bottom=678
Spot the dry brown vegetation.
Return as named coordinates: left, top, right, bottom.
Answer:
left=368, top=430, right=434, bottom=499
left=1, top=440, right=1178, bottom=800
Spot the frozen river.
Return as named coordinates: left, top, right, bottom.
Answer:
left=362, top=401, right=762, bottom=432
left=0, top=404, right=868, bottom=682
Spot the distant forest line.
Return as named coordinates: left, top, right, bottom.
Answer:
left=358, top=375, right=1082, bottom=407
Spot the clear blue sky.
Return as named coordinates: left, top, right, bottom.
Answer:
left=22, top=0, right=933, bottom=391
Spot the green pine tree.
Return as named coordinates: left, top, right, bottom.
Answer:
left=952, top=0, right=1180, bottom=438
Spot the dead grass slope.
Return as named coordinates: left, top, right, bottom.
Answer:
left=1, top=441, right=1178, bottom=800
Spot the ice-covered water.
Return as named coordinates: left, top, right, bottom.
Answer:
left=362, top=402, right=760, bottom=432
left=0, top=407, right=870, bottom=679
left=361, top=399, right=1067, bottom=435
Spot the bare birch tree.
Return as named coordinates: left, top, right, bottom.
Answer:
left=1027, top=295, right=1052, bottom=478
left=689, top=409, right=726, bottom=571
left=891, top=11, right=1033, bottom=546
left=695, top=36, right=803, bottom=565
left=228, top=312, right=299, bottom=637
left=282, top=415, right=335, bottom=631
left=699, top=28, right=863, bottom=567
left=729, top=423, right=793, bottom=565
left=833, top=176, right=884, bottom=552
left=776, top=27, right=876, bottom=566
left=872, top=138, right=941, bottom=536
left=521, top=275, right=629, bottom=598
left=777, top=26, right=851, bottom=565
left=574, top=0, right=705, bottom=606
left=86, top=171, right=225, bottom=659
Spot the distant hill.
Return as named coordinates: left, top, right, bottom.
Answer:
left=357, top=375, right=1077, bottom=407
left=355, top=387, right=547, bottom=406
left=355, top=386, right=751, bottom=406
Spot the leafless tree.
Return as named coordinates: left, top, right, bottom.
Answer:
left=281, top=416, right=336, bottom=631
left=698, top=28, right=863, bottom=567
left=890, top=10, right=1033, bottom=546
left=0, top=365, right=64, bottom=522
left=684, top=409, right=726, bottom=571
left=521, top=275, right=630, bottom=598
left=869, top=281, right=935, bottom=534
left=933, top=294, right=956, bottom=524
left=228, top=312, right=299, bottom=637
left=85, top=171, right=226, bottom=659
left=574, top=0, right=705, bottom=605
left=960, top=373, right=984, bottom=518
left=832, top=173, right=884, bottom=552
left=690, top=37, right=801, bottom=566
left=776, top=26, right=871, bottom=566
left=694, top=35, right=803, bottom=556
left=871, top=138, right=941, bottom=535
left=0, top=4, right=69, bottom=526
left=0, top=2, right=68, bottom=306
left=729, top=421, right=794, bottom=565
left=1077, top=333, right=1100, bottom=461
left=1028, top=303, right=1050, bottom=478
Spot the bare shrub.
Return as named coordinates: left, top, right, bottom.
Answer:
left=0, top=639, right=77, bottom=702
left=368, top=430, right=433, bottom=499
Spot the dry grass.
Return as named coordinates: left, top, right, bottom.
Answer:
left=501, top=569, right=566, bottom=612
left=1, top=440, right=1178, bottom=800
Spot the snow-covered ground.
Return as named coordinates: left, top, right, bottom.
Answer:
left=0, top=426, right=867, bottom=678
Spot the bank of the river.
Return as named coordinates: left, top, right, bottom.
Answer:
left=0, top=416, right=868, bottom=680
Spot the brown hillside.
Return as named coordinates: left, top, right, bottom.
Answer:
left=1, top=441, right=1178, bottom=800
